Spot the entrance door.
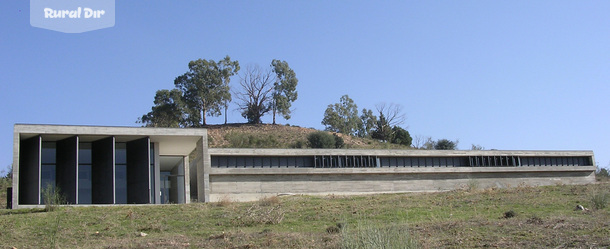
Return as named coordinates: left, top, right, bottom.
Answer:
left=159, top=156, right=185, bottom=204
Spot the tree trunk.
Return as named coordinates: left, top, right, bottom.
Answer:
left=202, top=108, right=207, bottom=126
left=272, top=100, right=277, bottom=125
left=224, top=104, right=228, bottom=125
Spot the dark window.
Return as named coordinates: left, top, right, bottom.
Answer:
left=115, top=143, right=127, bottom=204
left=40, top=142, right=56, bottom=204
left=78, top=142, right=92, bottom=204
left=160, top=171, right=171, bottom=204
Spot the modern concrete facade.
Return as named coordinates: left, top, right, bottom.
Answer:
left=12, top=124, right=206, bottom=209
left=206, top=149, right=596, bottom=201
left=12, top=124, right=597, bottom=208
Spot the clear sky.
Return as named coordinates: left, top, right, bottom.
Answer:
left=1, top=1, right=609, bottom=174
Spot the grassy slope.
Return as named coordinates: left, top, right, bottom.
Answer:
left=1, top=182, right=608, bottom=248
left=206, top=123, right=411, bottom=149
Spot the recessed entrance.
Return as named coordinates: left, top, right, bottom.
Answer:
left=159, top=156, right=185, bottom=204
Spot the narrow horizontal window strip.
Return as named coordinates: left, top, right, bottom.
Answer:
left=210, top=155, right=592, bottom=168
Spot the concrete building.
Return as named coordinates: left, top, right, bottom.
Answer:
left=11, top=124, right=597, bottom=208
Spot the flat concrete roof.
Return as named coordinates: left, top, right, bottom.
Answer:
left=15, top=124, right=206, bottom=156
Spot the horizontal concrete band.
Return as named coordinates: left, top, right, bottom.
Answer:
left=208, top=173, right=595, bottom=201
left=15, top=124, right=207, bottom=137
left=208, top=148, right=595, bottom=157
left=209, top=166, right=596, bottom=175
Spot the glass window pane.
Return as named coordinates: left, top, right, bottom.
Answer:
left=41, top=142, right=56, bottom=164
left=79, top=143, right=92, bottom=164
left=78, top=164, right=92, bottom=204
left=40, top=164, right=56, bottom=204
left=160, top=172, right=171, bottom=204
left=115, top=143, right=127, bottom=164
left=115, top=164, right=127, bottom=204
left=150, top=143, right=154, bottom=163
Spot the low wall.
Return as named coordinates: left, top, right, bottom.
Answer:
left=207, top=166, right=596, bottom=202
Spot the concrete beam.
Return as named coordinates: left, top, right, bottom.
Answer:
left=208, top=148, right=595, bottom=158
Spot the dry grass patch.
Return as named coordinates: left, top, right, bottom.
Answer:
left=1, top=182, right=609, bottom=248
left=205, top=123, right=411, bottom=149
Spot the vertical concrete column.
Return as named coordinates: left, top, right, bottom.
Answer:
left=589, top=154, right=597, bottom=181
left=170, top=159, right=185, bottom=203
left=197, top=131, right=210, bottom=202
left=12, top=127, right=21, bottom=208
left=126, top=137, right=150, bottom=204
left=153, top=142, right=160, bottom=204
left=18, top=136, right=41, bottom=205
left=183, top=155, right=190, bottom=204
left=92, top=137, right=115, bottom=204
left=56, top=136, right=78, bottom=204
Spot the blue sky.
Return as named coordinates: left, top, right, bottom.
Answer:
left=1, top=1, right=609, bottom=173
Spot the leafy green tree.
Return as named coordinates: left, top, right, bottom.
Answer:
left=391, top=126, right=412, bottom=146
left=138, top=89, right=185, bottom=127
left=321, top=95, right=361, bottom=136
left=333, top=134, right=345, bottom=148
left=307, top=131, right=336, bottom=148
left=174, top=56, right=239, bottom=126
left=357, top=108, right=377, bottom=138
left=2, top=164, right=11, bottom=179
left=372, top=113, right=392, bottom=142
left=596, top=164, right=609, bottom=180
left=271, top=59, right=298, bottom=124
left=236, top=65, right=274, bottom=124
left=434, top=139, right=458, bottom=150
left=371, top=103, right=407, bottom=142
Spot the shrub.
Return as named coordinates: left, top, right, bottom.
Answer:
left=596, top=167, right=609, bottom=181
left=216, top=196, right=233, bottom=207
left=591, top=191, right=608, bottom=210
left=231, top=203, right=284, bottom=226
left=291, top=140, right=306, bottom=148
left=390, top=126, right=412, bottom=146
left=259, top=195, right=280, bottom=206
left=41, top=184, right=65, bottom=212
left=333, top=134, right=345, bottom=148
left=0, top=175, right=11, bottom=209
left=341, top=222, right=417, bottom=249
left=307, top=131, right=336, bottom=148
left=466, top=179, right=479, bottom=192
left=434, top=139, right=458, bottom=150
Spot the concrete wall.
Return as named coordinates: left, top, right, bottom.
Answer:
left=207, top=166, right=596, bottom=201
left=205, top=149, right=597, bottom=202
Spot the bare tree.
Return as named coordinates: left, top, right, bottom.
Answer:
left=236, top=65, right=274, bottom=124
left=375, top=103, right=406, bottom=127
left=412, top=135, right=427, bottom=149
left=471, top=144, right=484, bottom=150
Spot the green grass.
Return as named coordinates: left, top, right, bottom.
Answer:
left=1, top=183, right=609, bottom=248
